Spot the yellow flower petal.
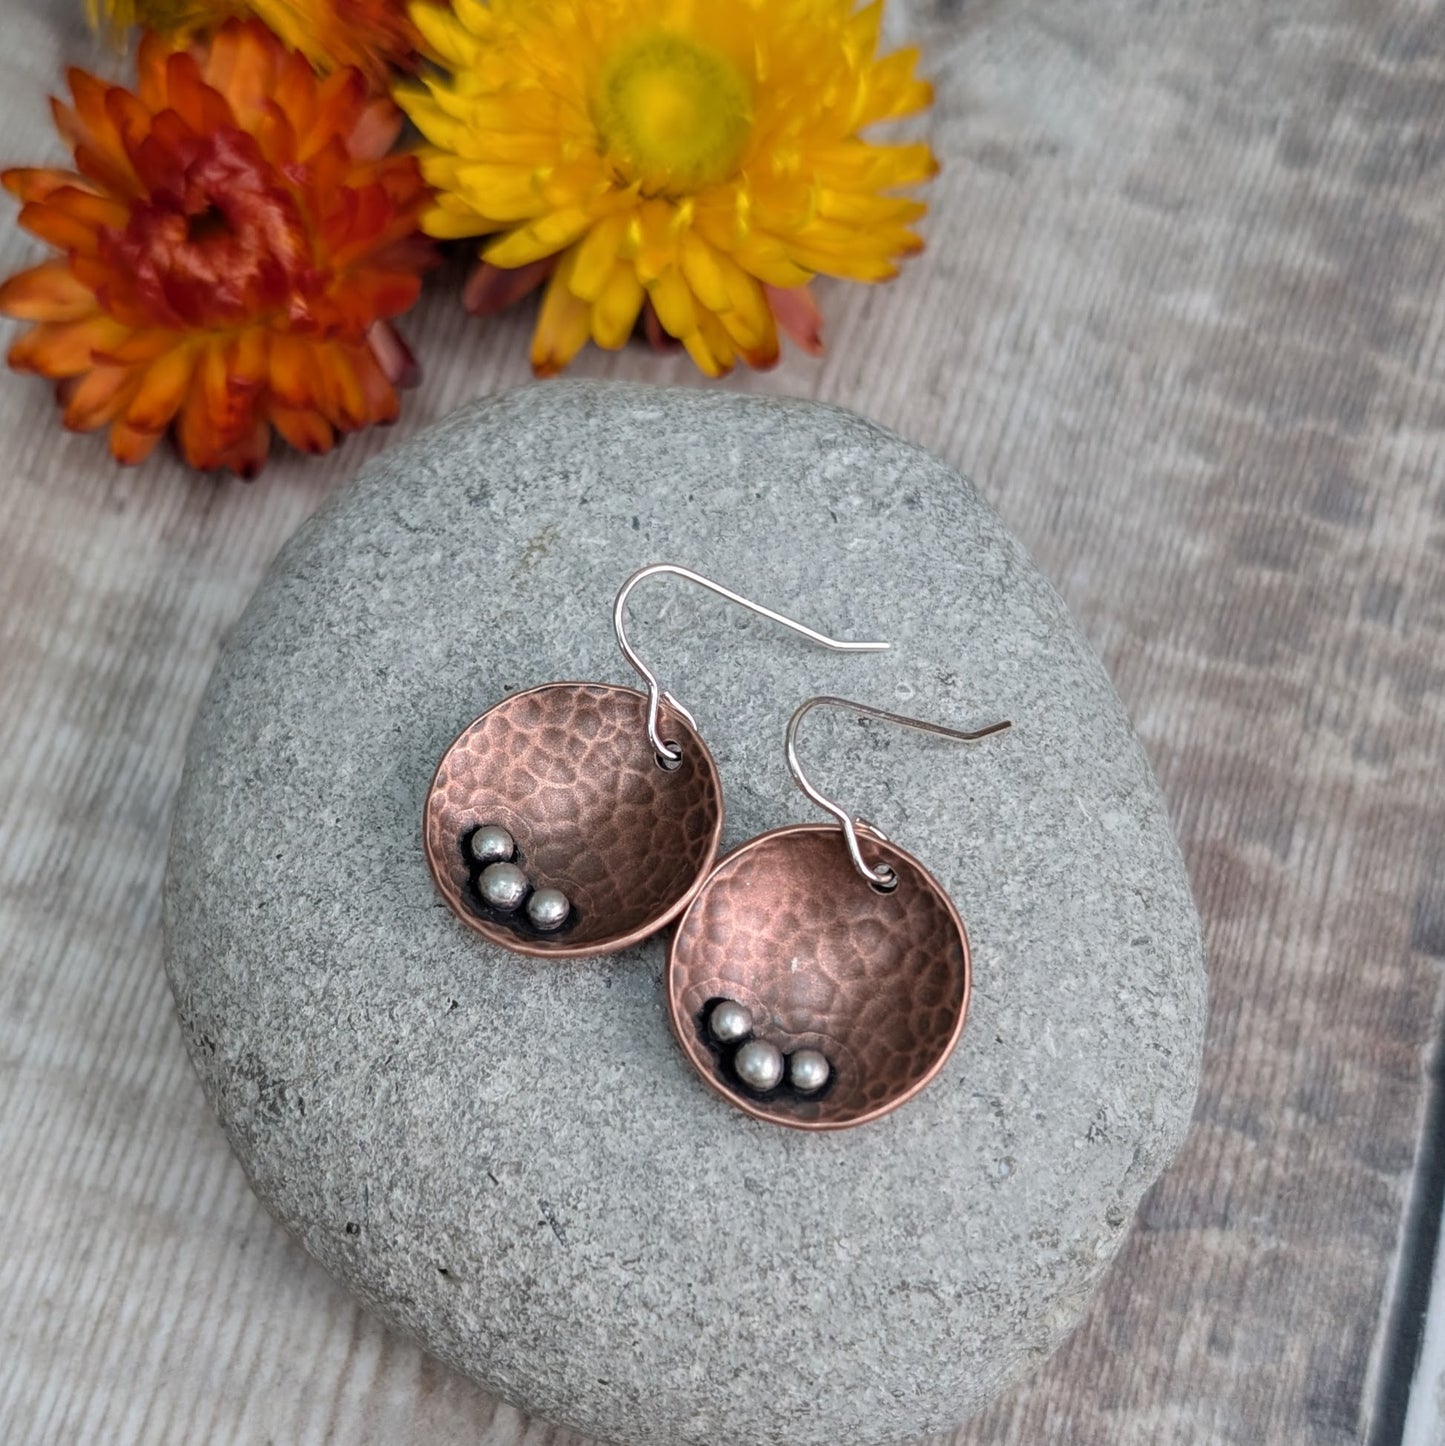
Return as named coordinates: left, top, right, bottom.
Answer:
left=817, top=191, right=927, bottom=226
left=591, top=263, right=644, bottom=349
left=484, top=207, right=595, bottom=267
left=570, top=213, right=629, bottom=301
left=681, top=309, right=735, bottom=378
left=531, top=253, right=591, bottom=377
left=449, top=0, right=494, bottom=38
left=645, top=266, right=696, bottom=340
left=422, top=202, right=492, bottom=238
left=410, top=2, right=479, bottom=67
left=678, top=231, right=730, bottom=314
left=715, top=287, right=778, bottom=364
left=453, top=163, right=548, bottom=221
left=394, top=90, right=463, bottom=149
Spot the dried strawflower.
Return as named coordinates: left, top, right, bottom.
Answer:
left=87, top=0, right=423, bottom=86
left=399, top=0, right=935, bottom=376
left=1, top=21, right=434, bottom=475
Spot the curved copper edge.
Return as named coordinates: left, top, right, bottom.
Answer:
left=423, top=682, right=724, bottom=959
left=665, top=823, right=972, bottom=1131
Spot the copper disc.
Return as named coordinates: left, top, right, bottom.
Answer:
left=666, top=824, right=972, bottom=1129
left=424, top=683, right=724, bottom=958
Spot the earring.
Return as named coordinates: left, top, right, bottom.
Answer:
left=666, top=695, right=1011, bottom=1129
left=423, top=568, right=889, bottom=958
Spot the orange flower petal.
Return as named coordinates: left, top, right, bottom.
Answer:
left=296, top=68, right=368, bottom=161
left=303, top=341, right=395, bottom=430
left=248, top=99, right=298, bottom=168
left=197, top=338, right=252, bottom=445
left=228, top=329, right=269, bottom=391
left=61, top=365, right=138, bottom=430
left=0, top=263, right=98, bottom=322
left=104, top=87, right=158, bottom=184
left=42, top=187, right=130, bottom=232
left=3, top=166, right=94, bottom=203
left=17, top=200, right=103, bottom=254
left=268, top=333, right=315, bottom=410
left=214, top=418, right=270, bottom=480
left=64, top=69, right=122, bottom=153
left=108, top=419, right=164, bottom=465
left=175, top=371, right=224, bottom=469
left=163, top=51, right=236, bottom=136
left=130, top=109, right=203, bottom=194
left=125, top=345, right=198, bottom=431
left=134, top=30, right=182, bottom=112
left=347, top=344, right=398, bottom=424
left=270, top=49, right=321, bottom=133
left=270, top=403, right=335, bottom=455
left=9, top=315, right=126, bottom=376
left=91, top=329, right=176, bottom=367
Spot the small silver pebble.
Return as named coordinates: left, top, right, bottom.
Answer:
left=526, top=887, right=571, bottom=932
left=708, top=999, right=753, bottom=1044
left=469, top=824, right=515, bottom=865
left=789, top=1049, right=831, bottom=1094
left=477, top=861, right=529, bottom=912
left=734, top=1039, right=785, bottom=1093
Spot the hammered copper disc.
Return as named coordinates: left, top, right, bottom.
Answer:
left=424, top=683, right=723, bottom=957
left=666, top=824, right=972, bottom=1129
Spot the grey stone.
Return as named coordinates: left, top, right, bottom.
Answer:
left=164, top=381, right=1206, bottom=1446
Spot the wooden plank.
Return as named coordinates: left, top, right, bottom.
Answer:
left=2, top=0, right=1444, bottom=1441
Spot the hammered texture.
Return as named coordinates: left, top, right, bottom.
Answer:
left=424, top=683, right=723, bottom=957
left=667, top=824, right=971, bottom=1129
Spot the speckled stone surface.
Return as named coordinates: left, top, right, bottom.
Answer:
left=163, top=381, right=1207, bottom=1446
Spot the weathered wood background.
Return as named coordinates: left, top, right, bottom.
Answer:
left=2, top=0, right=1443, bottom=1441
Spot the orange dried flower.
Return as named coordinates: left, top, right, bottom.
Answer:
left=1, top=20, right=434, bottom=476
left=89, top=0, right=423, bottom=88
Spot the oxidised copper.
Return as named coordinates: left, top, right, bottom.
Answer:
left=666, top=824, right=971, bottom=1130
left=424, top=683, right=723, bottom=958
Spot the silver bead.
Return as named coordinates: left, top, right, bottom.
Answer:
left=734, top=1039, right=784, bottom=1093
left=469, top=824, right=515, bottom=865
left=526, top=887, right=571, bottom=932
left=708, top=999, right=753, bottom=1044
left=788, top=1049, right=831, bottom=1094
left=477, top=861, right=528, bottom=912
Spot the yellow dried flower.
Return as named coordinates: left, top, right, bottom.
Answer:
left=399, top=0, right=936, bottom=376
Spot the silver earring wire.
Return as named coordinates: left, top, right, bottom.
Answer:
left=786, top=695, right=1012, bottom=888
left=613, top=564, right=891, bottom=766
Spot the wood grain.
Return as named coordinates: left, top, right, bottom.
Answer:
left=2, top=0, right=1443, bottom=1442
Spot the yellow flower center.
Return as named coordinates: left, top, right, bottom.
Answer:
left=595, top=32, right=752, bottom=195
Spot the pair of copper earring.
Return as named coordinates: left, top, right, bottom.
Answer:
left=423, top=564, right=1010, bottom=1130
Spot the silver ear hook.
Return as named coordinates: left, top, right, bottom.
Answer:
left=786, top=695, right=1012, bottom=888
left=613, top=564, right=891, bottom=766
